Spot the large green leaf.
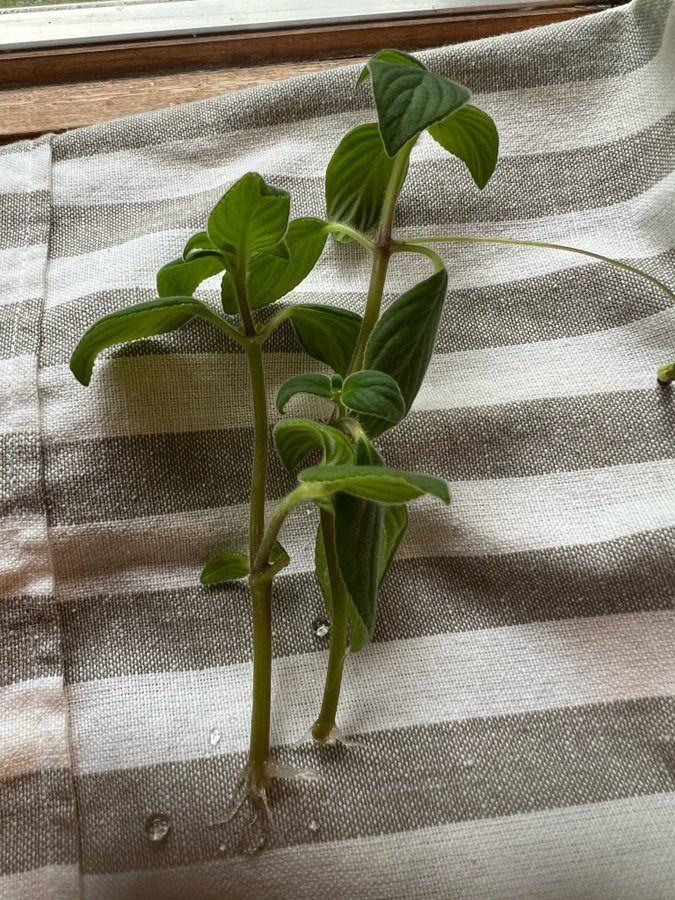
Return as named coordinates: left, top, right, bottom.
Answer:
left=200, top=550, right=249, bottom=585
left=274, top=419, right=354, bottom=470
left=288, top=304, right=362, bottom=377
left=300, top=464, right=450, bottom=505
left=361, top=267, right=448, bottom=436
left=157, top=253, right=225, bottom=298
left=368, top=60, right=471, bottom=157
left=244, top=217, right=328, bottom=309
left=207, top=172, right=290, bottom=267
left=70, top=296, right=218, bottom=386
left=325, top=124, right=399, bottom=239
left=342, top=369, right=405, bottom=426
left=428, top=104, right=499, bottom=190
left=378, top=503, right=408, bottom=586
left=276, top=372, right=334, bottom=413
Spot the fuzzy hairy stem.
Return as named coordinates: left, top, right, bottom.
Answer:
left=312, top=508, right=349, bottom=743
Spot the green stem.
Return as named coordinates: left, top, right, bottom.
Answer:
left=392, top=240, right=445, bottom=271
left=312, top=508, right=349, bottom=743
left=248, top=574, right=273, bottom=774
left=403, top=234, right=675, bottom=304
left=347, top=143, right=413, bottom=374
left=245, top=342, right=269, bottom=562
left=326, top=222, right=377, bottom=253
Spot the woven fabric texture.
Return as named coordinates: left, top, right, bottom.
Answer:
left=1, top=0, right=674, bottom=896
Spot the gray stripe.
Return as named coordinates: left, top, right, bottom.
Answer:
left=44, top=389, right=675, bottom=526
left=0, top=298, right=42, bottom=359
left=74, top=696, right=675, bottom=875
left=50, top=115, right=675, bottom=259
left=1, top=432, right=44, bottom=517
left=60, top=527, right=675, bottom=684
left=0, top=192, right=51, bottom=251
left=0, top=595, right=62, bottom=688
left=39, top=245, right=675, bottom=371
left=50, top=0, right=670, bottom=161
left=0, top=769, right=78, bottom=877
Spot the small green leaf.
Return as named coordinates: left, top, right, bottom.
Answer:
left=342, top=369, right=406, bottom=426
left=276, top=373, right=334, bottom=413
left=70, top=296, right=218, bottom=386
left=245, top=217, right=328, bottom=309
left=378, top=503, right=408, bottom=586
left=357, top=48, right=425, bottom=86
left=207, top=172, right=290, bottom=268
left=200, top=550, right=249, bottom=584
left=428, top=104, right=499, bottom=189
left=300, top=464, right=450, bottom=505
left=288, top=304, right=363, bottom=377
left=362, top=267, right=448, bottom=436
left=368, top=60, right=471, bottom=157
left=273, top=419, right=355, bottom=470
left=183, top=231, right=218, bottom=259
left=157, top=253, right=225, bottom=298
left=325, top=124, right=400, bottom=239
left=657, top=362, right=675, bottom=384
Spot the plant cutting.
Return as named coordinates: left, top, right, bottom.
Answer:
left=70, top=49, right=674, bottom=824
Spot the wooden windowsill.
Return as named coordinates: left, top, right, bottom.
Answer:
left=0, top=4, right=614, bottom=144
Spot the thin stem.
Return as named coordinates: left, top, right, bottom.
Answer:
left=326, top=222, right=377, bottom=253
left=403, top=234, right=675, bottom=304
left=245, top=342, right=269, bottom=562
left=312, top=508, right=349, bottom=743
left=248, top=575, right=273, bottom=773
left=199, top=307, right=248, bottom=347
left=347, top=144, right=413, bottom=374
left=252, top=485, right=314, bottom=574
left=254, top=307, right=292, bottom=346
left=392, top=240, right=445, bottom=271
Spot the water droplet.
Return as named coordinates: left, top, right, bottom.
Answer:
left=308, top=819, right=319, bottom=833
left=144, top=813, right=171, bottom=843
left=209, top=728, right=222, bottom=747
left=218, top=842, right=227, bottom=853
left=463, top=755, right=475, bottom=769
left=312, top=617, right=330, bottom=639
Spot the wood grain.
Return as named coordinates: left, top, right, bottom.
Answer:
left=0, top=5, right=611, bottom=144
left=0, top=7, right=608, bottom=88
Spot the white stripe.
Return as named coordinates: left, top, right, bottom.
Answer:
left=0, top=244, right=46, bottom=307
left=50, top=458, right=675, bottom=600
left=40, top=309, right=674, bottom=440
left=51, top=5, right=675, bottom=207
left=0, top=356, right=37, bottom=435
left=44, top=172, right=675, bottom=309
left=68, top=608, right=675, bottom=773
left=0, top=148, right=35, bottom=196
left=0, top=677, right=71, bottom=779
left=1, top=514, right=52, bottom=599
left=84, top=793, right=675, bottom=900
left=0, top=866, right=79, bottom=900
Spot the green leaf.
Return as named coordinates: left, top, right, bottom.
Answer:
left=334, top=491, right=382, bottom=650
left=357, top=48, right=425, bottom=86
left=157, top=253, right=225, bottom=298
left=70, top=296, right=217, bottom=386
left=342, top=369, right=406, bottom=426
left=183, top=231, right=218, bottom=259
left=657, top=362, right=675, bottom=384
left=378, top=503, right=408, bottom=586
left=368, top=60, right=471, bottom=157
left=300, top=464, right=450, bottom=505
left=207, top=172, right=290, bottom=268
left=325, top=124, right=400, bottom=239
left=276, top=372, right=334, bottom=414
left=362, top=267, right=448, bottom=436
left=428, top=104, right=499, bottom=190
left=245, top=217, right=328, bottom=309
left=200, top=550, right=249, bottom=584
left=273, top=419, right=354, bottom=470
left=288, top=304, right=363, bottom=377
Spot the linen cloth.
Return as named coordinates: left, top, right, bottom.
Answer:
left=1, top=0, right=674, bottom=896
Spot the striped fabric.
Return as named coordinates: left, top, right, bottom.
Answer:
left=2, top=0, right=674, bottom=896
